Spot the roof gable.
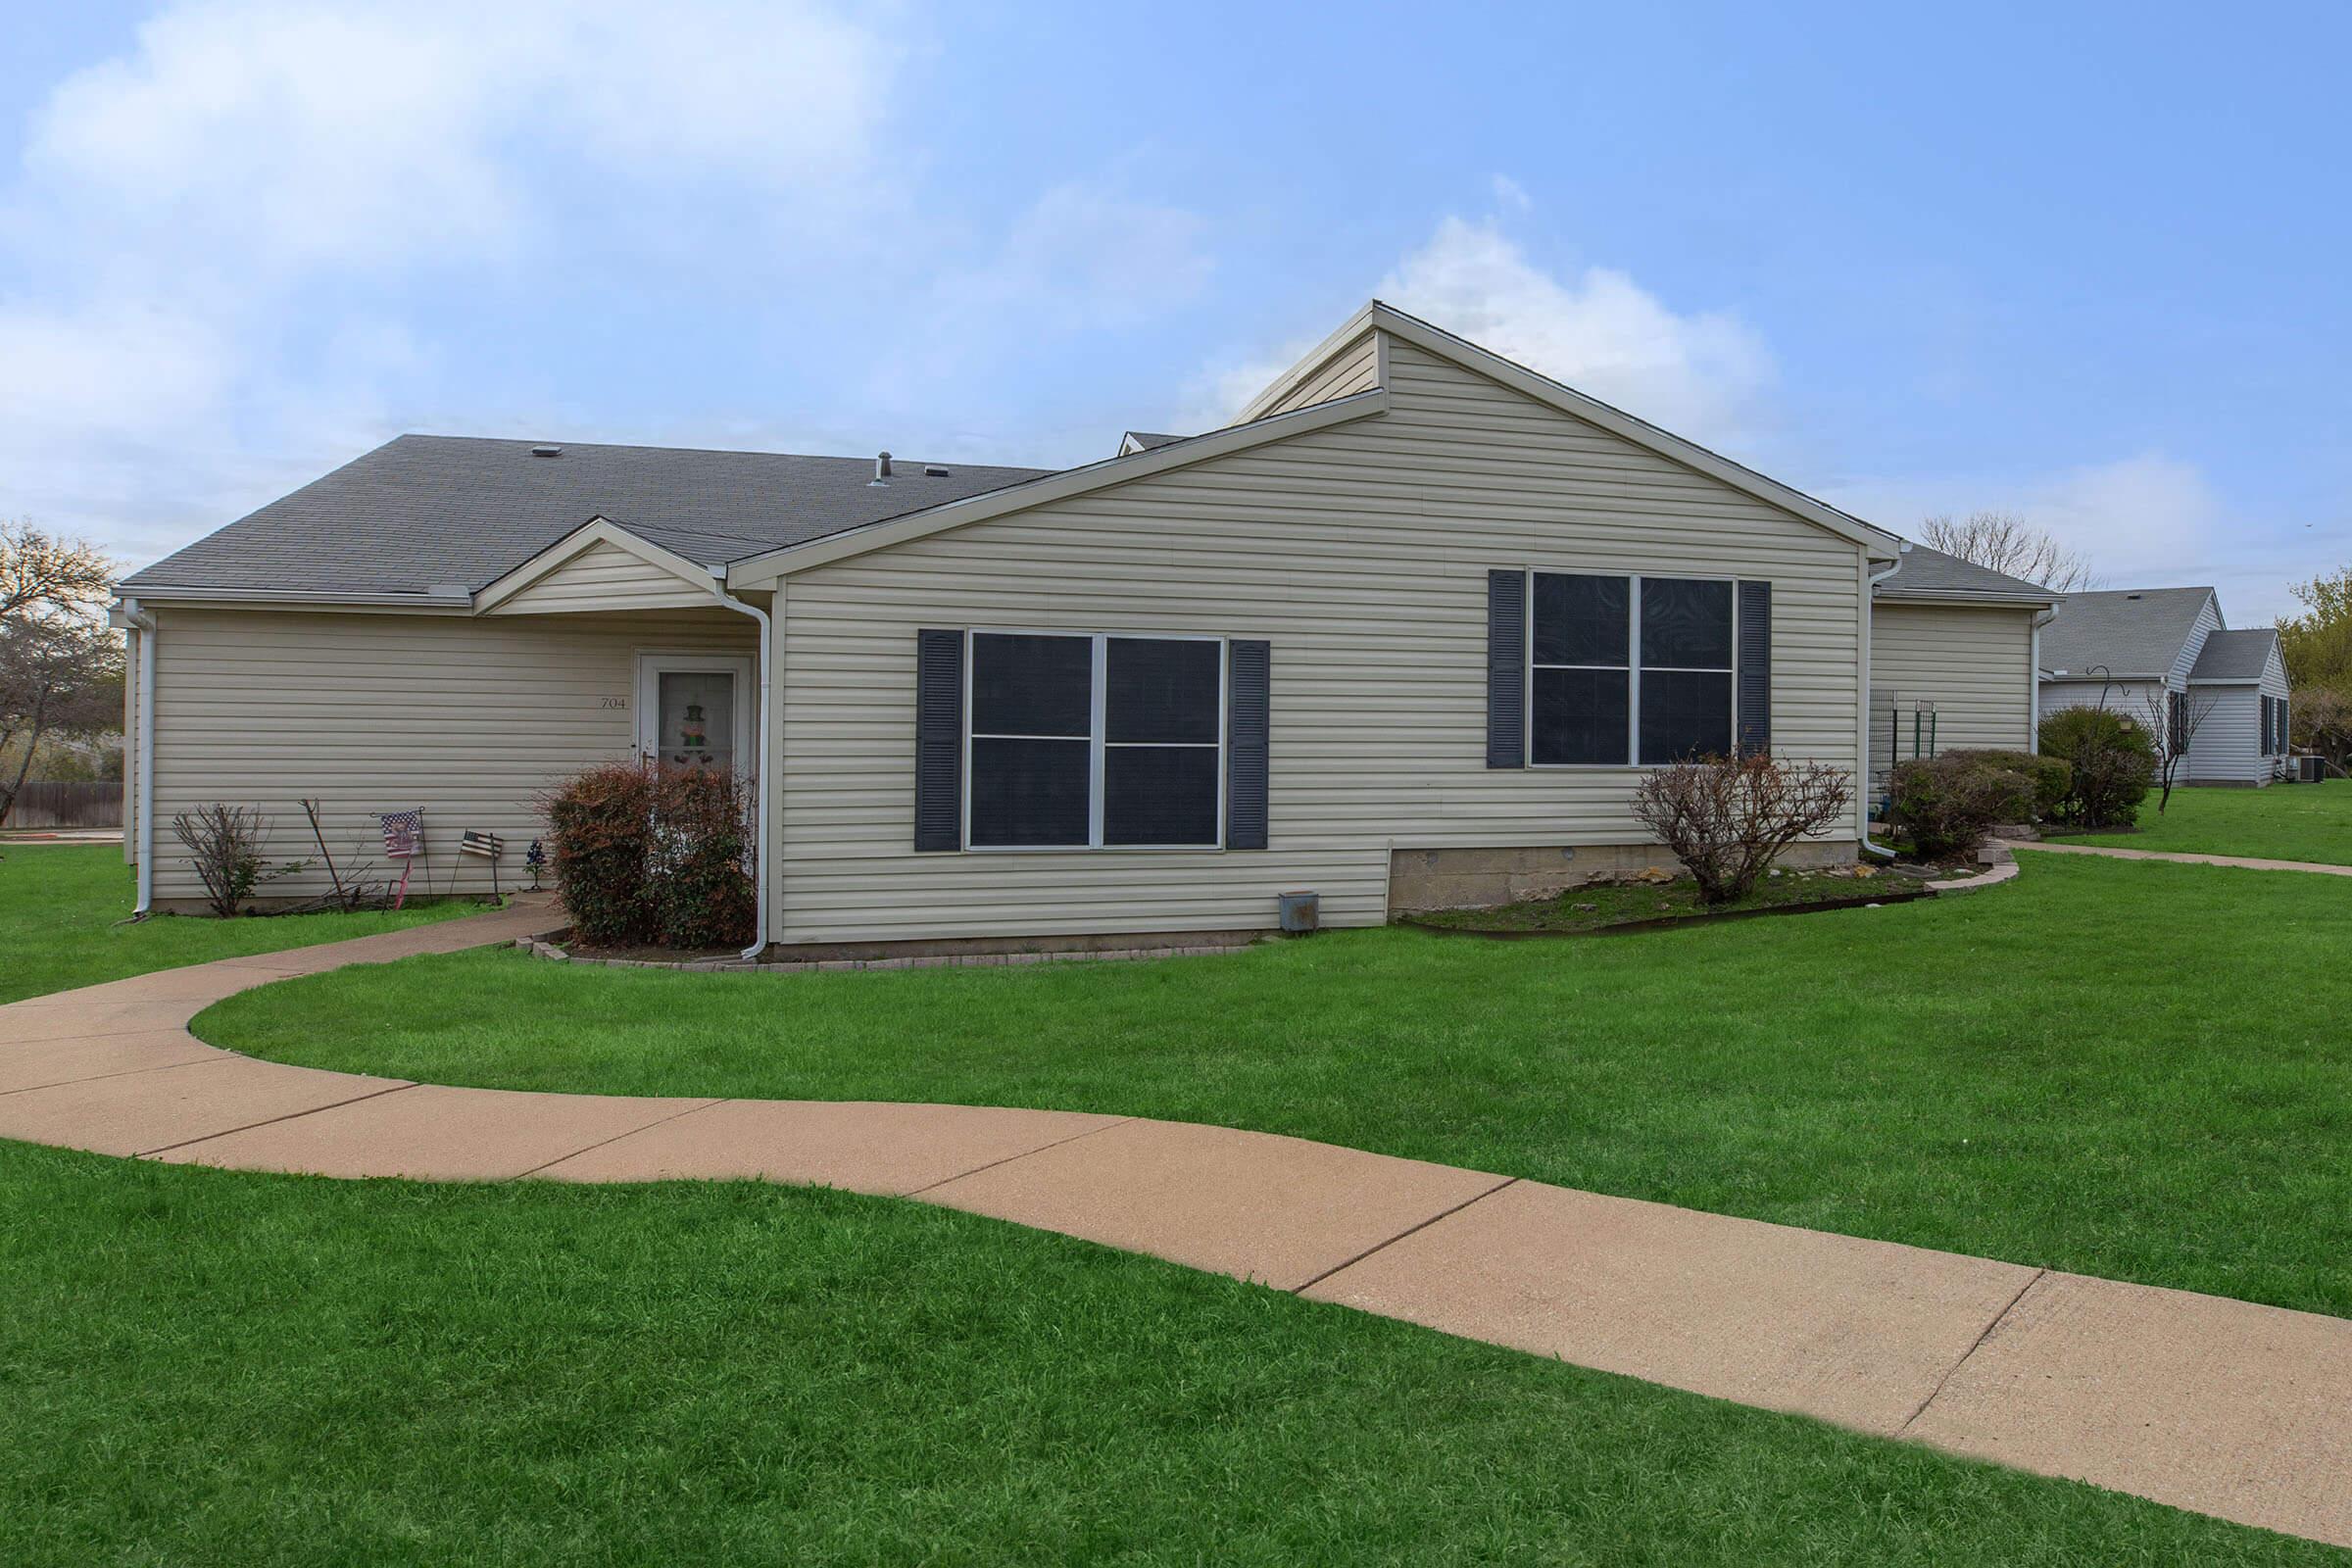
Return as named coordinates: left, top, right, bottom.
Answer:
left=2186, top=626, right=2281, bottom=684
left=476, top=518, right=719, bottom=614
left=1873, top=544, right=2061, bottom=606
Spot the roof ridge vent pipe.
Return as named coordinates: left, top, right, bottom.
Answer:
left=530, top=445, right=562, bottom=458
left=869, top=451, right=892, bottom=486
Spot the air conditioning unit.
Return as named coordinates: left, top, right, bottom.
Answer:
left=2300, top=754, right=2326, bottom=784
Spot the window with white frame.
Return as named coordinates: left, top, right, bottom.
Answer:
left=965, top=631, right=1224, bottom=848
left=1528, top=571, right=1734, bottom=765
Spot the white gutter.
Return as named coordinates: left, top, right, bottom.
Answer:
left=2029, top=605, right=2058, bottom=741
left=1860, top=549, right=1906, bottom=857
left=122, top=598, right=159, bottom=917
left=708, top=583, right=772, bottom=962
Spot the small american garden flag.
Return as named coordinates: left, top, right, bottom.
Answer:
left=378, top=809, right=423, bottom=859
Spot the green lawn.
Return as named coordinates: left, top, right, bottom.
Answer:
left=2063, top=778, right=2352, bottom=864
left=205, top=853, right=2352, bottom=1318
left=0, top=844, right=478, bottom=1004
left=1, top=1142, right=2335, bottom=1566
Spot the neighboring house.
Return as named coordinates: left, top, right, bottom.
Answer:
left=2038, top=587, right=2291, bottom=786
left=117, top=302, right=1931, bottom=947
left=1865, top=544, right=2060, bottom=786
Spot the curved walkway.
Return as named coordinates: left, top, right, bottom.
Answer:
left=1, top=901, right=2346, bottom=1550
left=2016, top=839, right=2352, bottom=876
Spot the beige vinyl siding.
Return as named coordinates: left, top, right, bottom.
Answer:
left=487, top=541, right=716, bottom=615
left=1870, top=603, right=2035, bottom=752
left=772, top=334, right=1865, bottom=943
left=1247, top=327, right=1381, bottom=420
left=145, top=608, right=753, bottom=902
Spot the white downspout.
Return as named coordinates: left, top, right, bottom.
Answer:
left=709, top=582, right=772, bottom=961
left=1860, top=549, right=1905, bottom=858
left=123, top=598, right=159, bottom=918
left=2030, top=606, right=2057, bottom=741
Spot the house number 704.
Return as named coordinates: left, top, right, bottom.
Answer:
left=600, top=697, right=628, bottom=709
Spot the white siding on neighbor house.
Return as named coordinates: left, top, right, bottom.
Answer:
left=770, top=334, right=1867, bottom=944
left=2170, top=595, right=2224, bottom=687
left=486, top=540, right=717, bottom=615
left=1247, top=327, right=1382, bottom=420
left=143, top=608, right=754, bottom=903
left=1870, top=603, right=2035, bottom=754
left=2185, top=643, right=2291, bottom=785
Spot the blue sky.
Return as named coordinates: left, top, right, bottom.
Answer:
left=3, top=1, right=2345, bottom=618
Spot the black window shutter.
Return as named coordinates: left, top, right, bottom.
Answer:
left=914, top=629, right=963, bottom=851
left=1226, top=639, right=1271, bottom=850
left=1736, top=579, right=1772, bottom=755
left=1487, top=569, right=1527, bottom=768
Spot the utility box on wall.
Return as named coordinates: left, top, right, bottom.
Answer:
left=1278, top=891, right=1319, bottom=934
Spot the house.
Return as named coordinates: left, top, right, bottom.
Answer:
left=1865, top=543, right=2060, bottom=786
left=121, top=301, right=1962, bottom=950
left=2038, top=587, right=2292, bottom=785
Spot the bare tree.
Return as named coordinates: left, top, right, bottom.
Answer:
left=2290, top=686, right=2351, bottom=774
left=1919, top=511, right=2097, bottom=592
left=2139, top=687, right=2216, bottom=814
left=1631, top=754, right=1853, bottom=905
left=0, top=617, right=124, bottom=827
left=0, top=521, right=114, bottom=624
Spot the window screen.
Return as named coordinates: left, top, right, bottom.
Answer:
left=1530, top=572, right=1631, bottom=764
left=1638, top=577, right=1733, bottom=763
left=964, top=631, right=1225, bottom=849
left=969, top=633, right=1090, bottom=847
left=1104, top=638, right=1221, bottom=844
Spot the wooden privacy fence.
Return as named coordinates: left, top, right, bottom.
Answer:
left=5, top=781, right=124, bottom=829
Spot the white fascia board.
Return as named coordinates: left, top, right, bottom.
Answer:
left=104, top=586, right=474, bottom=612
left=473, top=514, right=720, bottom=612
left=724, top=388, right=1390, bottom=587
left=1363, top=302, right=1901, bottom=556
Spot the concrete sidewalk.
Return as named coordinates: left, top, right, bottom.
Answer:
left=2017, top=840, right=2352, bottom=876
left=1, top=902, right=2346, bottom=1549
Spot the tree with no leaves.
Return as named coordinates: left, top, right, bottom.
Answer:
left=1919, top=511, right=2097, bottom=593
left=1, top=520, right=114, bottom=624
left=2140, top=687, right=2216, bottom=814
left=0, top=521, right=122, bottom=828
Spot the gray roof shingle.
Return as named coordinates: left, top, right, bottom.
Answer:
left=1873, top=543, right=2060, bottom=604
left=2187, top=626, right=2279, bottom=683
left=2038, top=586, right=2218, bottom=679
left=119, top=434, right=1056, bottom=597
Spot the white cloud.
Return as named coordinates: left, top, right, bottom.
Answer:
left=1377, top=217, right=1774, bottom=447
left=1489, top=173, right=1532, bottom=215
left=1185, top=216, right=1773, bottom=447
left=22, top=0, right=898, bottom=273
left=0, top=0, right=906, bottom=566
left=937, top=180, right=1212, bottom=333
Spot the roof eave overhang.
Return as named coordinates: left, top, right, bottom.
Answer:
left=111, top=585, right=474, bottom=612
left=724, top=388, right=1391, bottom=587
left=1877, top=590, right=2063, bottom=609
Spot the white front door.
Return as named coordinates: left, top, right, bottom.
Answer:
left=636, top=652, right=755, bottom=774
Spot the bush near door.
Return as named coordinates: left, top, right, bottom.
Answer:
left=539, top=762, right=754, bottom=950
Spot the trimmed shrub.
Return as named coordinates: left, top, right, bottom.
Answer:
left=539, top=762, right=655, bottom=947
left=1888, top=754, right=2034, bottom=860
left=1940, top=748, right=2071, bottom=822
left=539, top=761, right=757, bottom=950
left=1629, top=753, right=1853, bottom=906
left=2036, top=708, right=2156, bottom=829
left=647, top=764, right=756, bottom=950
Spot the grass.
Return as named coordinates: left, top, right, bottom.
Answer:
left=1, top=1141, right=2338, bottom=1566
left=2060, top=778, right=2352, bottom=864
left=0, top=844, right=478, bottom=1004
left=1407, top=865, right=1924, bottom=932
left=206, top=853, right=2352, bottom=1318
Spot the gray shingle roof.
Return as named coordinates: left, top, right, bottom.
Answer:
left=2187, top=626, right=2278, bottom=683
left=1119, top=430, right=1187, bottom=453
left=1873, top=543, right=2060, bottom=604
left=119, top=434, right=1056, bottom=597
left=2038, top=586, right=2218, bottom=679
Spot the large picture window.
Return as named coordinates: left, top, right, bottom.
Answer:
left=966, top=631, right=1225, bottom=849
left=1527, top=571, right=1735, bottom=766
